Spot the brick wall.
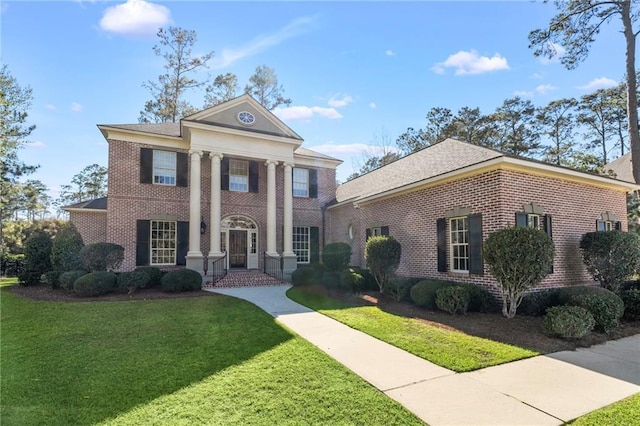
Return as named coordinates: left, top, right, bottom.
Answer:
left=68, top=211, right=107, bottom=244
left=327, top=168, right=628, bottom=295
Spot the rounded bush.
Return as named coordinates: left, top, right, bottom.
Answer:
left=73, top=271, right=117, bottom=297
left=18, top=230, right=52, bottom=286
left=50, top=223, right=84, bottom=272
left=436, top=286, right=470, bottom=315
left=117, top=271, right=150, bottom=294
left=519, top=289, right=562, bottom=317
left=59, top=270, right=88, bottom=291
left=80, top=243, right=124, bottom=272
left=352, top=267, right=378, bottom=291
left=134, top=266, right=163, bottom=288
left=365, top=236, right=401, bottom=291
left=580, top=231, right=640, bottom=293
left=544, top=306, right=595, bottom=339
left=340, top=268, right=364, bottom=293
left=410, top=279, right=457, bottom=310
left=161, top=269, right=202, bottom=292
left=460, top=283, right=499, bottom=313
left=383, top=277, right=415, bottom=302
left=44, top=271, right=62, bottom=289
left=620, top=288, right=640, bottom=321
left=558, top=286, right=624, bottom=332
left=322, top=243, right=352, bottom=272
left=322, top=271, right=342, bottom=289
left=291, top=266, right=317, bottom=287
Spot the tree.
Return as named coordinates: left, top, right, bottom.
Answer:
left=529, top=0, right=640, bottom=183
left=577, top=89, right=618, bottom=164
left=244, top=65, right=291, bottom=110
left=580, top=231, right=640, bottom=293
left=50, top=222, right=84, bottom=272
left=139, top=27, right=214, bottom=123
left=347, top=129, right=400, bottom=181
left=487, top=97, right=541, bottom=157
left=448, top=106, right=495, bottom=148
left=57, top=164, right=107, bottom=208
left=20, top=180, right=50, bottom=220
left=18, top=229, right=52, bottom=286
left=0, top=65, right=38, bottom=222
left=484, top=227, right=555, bottom=318
left=537, top=98, right=579, bottom=165
left=364, top=235, right=401, bottom=292
left=204, top=72, right=239, bottom=107
left=396, top=107, right=455, bottom=155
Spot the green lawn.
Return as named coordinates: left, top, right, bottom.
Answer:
left=569, top=392, right=640, bottom=425
left=1, top=283, right=423, bottom=425
left=287, top=287, right=538, bottom=372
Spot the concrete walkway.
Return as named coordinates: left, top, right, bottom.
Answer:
left=208, top=285, right=640, bottom=426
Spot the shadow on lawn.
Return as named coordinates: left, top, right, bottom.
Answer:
left=1, top=287, right=293, bottom=425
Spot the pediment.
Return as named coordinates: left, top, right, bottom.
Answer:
left=182, top=94, right=302, bottom=141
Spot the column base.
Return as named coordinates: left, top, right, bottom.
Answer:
left=265, top=251, right=280, bottom=258
left=282, top=254, right=298, bottom=281
left=186, top=254, right=205, bottom=275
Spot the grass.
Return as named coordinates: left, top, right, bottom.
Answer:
left=1, top=283, right=423, bottom=425
left=287, top=287, right=538, bottom=372
left=570, top=392, right=640, bottom=425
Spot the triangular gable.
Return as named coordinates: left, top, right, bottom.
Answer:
left=182, top=94, right=303, bottom=141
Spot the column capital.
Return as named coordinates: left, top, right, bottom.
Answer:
left=189, top=149, right=203, bottom=157
left=209, top=152, right=224, bottom=161
left=265, top=159, right=279, bottom=168
left=283, top=162, right=295, bottom=169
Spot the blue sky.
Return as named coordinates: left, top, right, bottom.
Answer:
left=2, top=0, right=626, bottom=197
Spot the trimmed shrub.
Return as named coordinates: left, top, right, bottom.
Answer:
left=73, top=271, right=117, bottom=297
left=291, top=266, right=317, bottom=287
left=484, top=227, right=555, bottom=318
left=352, top=267, right=378, bottom=291
left=384, top=277, right=414, bottom=302
left=460, top=283, right=499, bottom=313
left=620, top=288, right=640, bottom=321
left=558, top=286, right=625, bottom=332
left=365, top=236, right=401, bottom=292
left=322, top=271, right=342, bottom=289
left=44, top=271, right=62, bottom=288
left=518, top=289, right=562, bottom=317
left=134, top=266, right=162, bottom=288
left=322, top=243, right=352, bottom=272
left=18, top=230, right=53, bottom=286
left=580, top=231, right=640, bottom=293
left=436, top=286, right=470, bottom=315
left=410, top=279, right=457, bottom=310
left=161, top=269, right=202, bottom=292
left=81, top=243, right=124, bottom=272
left=50, top=223, right=84, bottom=272
left=544, top=306, right=595, bottom=339
left=117, top=271, right=150, bottom=294
left=59, top=270, right=88, bottom=291
left=340, top=268, right=364, bottom=294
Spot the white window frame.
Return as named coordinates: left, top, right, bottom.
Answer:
left=449, top=216, right=469, bottom=273
left=603, top=221, right=614, bottom=231
left=150, top=220, right=177, bottom=266
left=293, top=167, right=310, bottom=197
left=293, top=226, right=310, bottom=264
left=527, top=214, right=542, bottom=230
left=229, top=159, right=249, bottom=192
left=153, top=150, right=176, bottom=186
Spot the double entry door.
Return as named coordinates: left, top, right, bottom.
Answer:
left=226, top=230, right=258, bottom=269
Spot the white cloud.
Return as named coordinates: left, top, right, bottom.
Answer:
left=539, top=42, right=566, bottom=65
left=26, top=141, right=46, bottom=148
left=45, top=103, right=57, bottom=111
left=211, top=16, right=315, bottom=69
left=577, top=77, right=618, bottom=91
left=385, top=50, right=395, bottom=57
left=328, top=95, right=353, bottom=108
left=273, top=105, right=342, bottom=121
left=100, top=0, right=172, bottom=37
left=71, top=102, right=84, bottom=113
left=311, top=143, right=397, bottom=156
left=369, top=102, right=377, bottom=109
left=535, top=84, right=557, bottom=95
left=513, top=90, right=534, bottom=98
left=432, top=50, right=510, bottom=75
left=530, top=72, right=544, bottom=80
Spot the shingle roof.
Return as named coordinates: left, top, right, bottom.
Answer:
left=605, top=153, right=634, bottom=183
left=336, top=139, right=503, bottom=203
left=63, top=197, right=108, bottom=211
left=294, top=147, right=342, bottom=162
left=101, top=123, right=181, bottom=137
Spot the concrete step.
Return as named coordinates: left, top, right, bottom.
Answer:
left=203, top=270, right=286, bottom=288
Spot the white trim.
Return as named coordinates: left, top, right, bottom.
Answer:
left=99, top=126, right=186, bottom=149
left=293, top=153, right=343, bottom=169
left=182, top=120, right=301, bottom=146
left=449, top=216, right=469, bottom=273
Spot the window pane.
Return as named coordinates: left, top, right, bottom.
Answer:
left=153, top=151, right=176, bottom=185
left=293, top=168, right=309, bottom=197
left=150, top=220, right=176, bottom=265
left=229, top=159, right=249, bottom=192
left=449, top=217, right=469, bottom=272
left=293, top=226, right=310, bottom=263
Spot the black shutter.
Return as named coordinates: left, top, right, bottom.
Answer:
left=176, top=152, right=188, bottom=187
left=468, top=214, right=483, bottom=275
left=365, top=228, right=371, bottom=242
left=596, top=220, right=606, bottom=231
left=543, top=215, right=553, bottom=237
left=381, top=226, right=389, bottom=236
left=176, top=221, right=189, bottom=266
left=615, top=221, right=622, bottom=231
left=310, top=227, right=320, bottom=264
left=221, top=157, right=229, bottom=190
left=249, top=161, right=259, bottom=193
left=437, top=218, right=447, bottom=272
left=515, top=212, right=527, bottom=227
left=140, top=148, right=153, bottom=184
left=309, top=169, right=318, bottom=198
left=136, top=220, right=150, bottom=266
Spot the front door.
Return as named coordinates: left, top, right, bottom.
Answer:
left=229, top=230, right=247, bottom=268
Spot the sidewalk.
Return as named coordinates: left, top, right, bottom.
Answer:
left=208, top=285, right=640, bottom=426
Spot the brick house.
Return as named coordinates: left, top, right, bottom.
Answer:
left=66, top=95, right=639, bottom=290
left=65, top=95, right=341, bottom=278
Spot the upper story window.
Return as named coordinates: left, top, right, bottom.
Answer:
left=527, top=214, right=542, bottom=230
left=229, top=159, right=249, bottom=192
left=153, top=150, right=176, bottom=185
left=293, top=167, right=309, bottom=197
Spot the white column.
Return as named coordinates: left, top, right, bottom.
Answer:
left=283, top=162, right=295, bottom=256
left=266, top=159, right=279, bottom=256
left=209, top=153, right=223, bottom=257
left=187, top=150, right=202, bottom=257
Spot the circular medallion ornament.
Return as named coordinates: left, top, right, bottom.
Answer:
left=237, top=111, right=255, bottom=125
